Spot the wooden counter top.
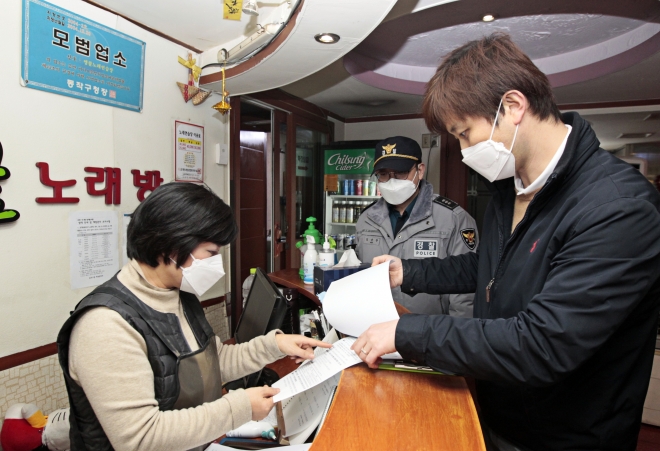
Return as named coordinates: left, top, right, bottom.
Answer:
left=311, top=365, right=485, bottom=451
left=268, top=268, right=320, bottom=307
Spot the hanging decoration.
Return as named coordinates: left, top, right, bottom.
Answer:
left=212, top=64, right=231, bottom=115
left=223, top=0, right=244, bottom=21
left=176, top=53, right=212, bottom=105
left=191, top=89, right=212, bottom=106
left=177, top=53, right=200, bottom=102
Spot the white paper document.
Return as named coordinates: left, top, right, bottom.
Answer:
left=282, top=371, right=341, bottom=436
left=322, top=261, right=402, bottom=359
left=272, top=337, right=361, bottom=402
left=322, top=261, right=399, bottom=337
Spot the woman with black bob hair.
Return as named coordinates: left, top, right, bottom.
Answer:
left=58, top=182, right=329, bottom=451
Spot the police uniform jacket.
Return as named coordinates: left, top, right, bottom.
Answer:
left=355, top=179, right=478, bottom=316
left=395, top=112, right=660, bottom=450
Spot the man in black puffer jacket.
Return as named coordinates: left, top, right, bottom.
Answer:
left=352, top=33, right=660, bottom=451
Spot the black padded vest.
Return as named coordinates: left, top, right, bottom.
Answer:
left=57, top=275, right=214, bottom=451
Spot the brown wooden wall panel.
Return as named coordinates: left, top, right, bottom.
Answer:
left=239, top=236, right=267, bottom=282
left=240, top=146, right=266, bottom=180
left=239, top=179, right=266, bottom=209
left=239, top=208, right=266, bottom=240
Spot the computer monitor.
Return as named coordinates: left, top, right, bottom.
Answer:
left=233, top=267, right=288, bottom=388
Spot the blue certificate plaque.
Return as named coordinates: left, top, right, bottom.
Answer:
left=22, top=0, right=145, bottom=112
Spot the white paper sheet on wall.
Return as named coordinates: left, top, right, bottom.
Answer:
left=69, top=211, right=119, bottom=289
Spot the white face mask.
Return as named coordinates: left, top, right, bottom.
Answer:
left=461, top=99, right=519, bottom=182
left=378, top=169, right=420, bottom=205
left=173, top=253, right=225, bottom=297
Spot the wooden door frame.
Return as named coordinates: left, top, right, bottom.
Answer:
left=229, top=92, right=335, bottom=334
left=229, top=96, right=242, bottom=335
left=439, top=130, right=469, bottom=209
left=286, top=114, right=334, bottom=267
left=272, top=109, right=286, bottom=272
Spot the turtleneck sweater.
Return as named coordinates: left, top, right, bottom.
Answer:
left=68, top=260, right=285, bottom=451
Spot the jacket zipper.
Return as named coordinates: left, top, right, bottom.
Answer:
left=486, top=278, right=494, bottom=302
left=486, top=174, right=558, bottom=303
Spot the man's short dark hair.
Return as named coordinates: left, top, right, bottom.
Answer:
left=127, top=182, right=238, bottom=267
left=422, top=33, right=562, bottom=133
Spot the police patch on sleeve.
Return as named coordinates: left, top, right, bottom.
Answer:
left=460, top=228, right=476, bottom=250
left=413, top=240, right=438, bottom=257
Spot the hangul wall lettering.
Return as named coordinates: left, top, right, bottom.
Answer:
left=35, top=162, right=80, bottom=204
left=95, top=43, right=109, bottom=63
left=131, top=170, right=163, bottom=201
left=85, top=167, right=121, bottom=205
left=75, top=36, right=90, bottom=56
left=52, top=29, right=69, bottom=49
left=113, top=51, right=127, bottom=68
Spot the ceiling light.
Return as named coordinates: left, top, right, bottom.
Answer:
left=315, top=33, right=340, bottom=44
left=482, top=14, right=495, bottom=22
left=643, top=113, right=660, bottom=121
left=242, top=0, right=259, bottom=16
left=617, top=132, right=655, bottom=139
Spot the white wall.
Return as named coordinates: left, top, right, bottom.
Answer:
left=344, top=118, right=441, bottom=192
left=0, top=0, right=231, bottom=357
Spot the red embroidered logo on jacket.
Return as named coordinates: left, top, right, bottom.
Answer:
left=530, top=239, right=540, bottom=253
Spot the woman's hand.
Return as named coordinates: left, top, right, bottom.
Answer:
left=371, top=255, right=404, bottom=288
left=246, top=385, right=279, bottom=421
left=275, top=334, right=332, bottom=363
left=351, top=320, right=399, bottom=369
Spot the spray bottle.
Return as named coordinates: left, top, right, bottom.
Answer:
left=296, top=217, right=323, bottom=279
left=303, top=235, right=318, bottom=285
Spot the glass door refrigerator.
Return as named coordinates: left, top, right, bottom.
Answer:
left=322, top=140, right=381, bottom=258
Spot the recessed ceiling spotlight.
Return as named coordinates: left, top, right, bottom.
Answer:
left=617, top=132, right=655, bottom=139
left=315, top=33, right=340, bottom=44
left=482, top=14, right=495, bottom=22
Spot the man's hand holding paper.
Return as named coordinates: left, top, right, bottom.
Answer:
left=350, top=319, right=398, bottom=369
left=371, top=254, right=404, bottom=288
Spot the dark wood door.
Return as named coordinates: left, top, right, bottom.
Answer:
left=238, top=130, right=268, bottom=284
left=439, top=131, right=469, bottom=209
left=229, top=97, right=269, bottom=334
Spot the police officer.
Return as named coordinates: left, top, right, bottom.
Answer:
left=355, top=136, right=478, bottom=316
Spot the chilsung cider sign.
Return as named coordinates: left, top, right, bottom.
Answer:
left=324, top=149, right=374, bottom=175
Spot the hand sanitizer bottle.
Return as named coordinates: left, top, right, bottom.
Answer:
left=303, top=235, right=317, bottom=285
left=318, top=234, right=335, bottom=267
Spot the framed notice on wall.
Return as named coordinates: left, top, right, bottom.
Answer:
left=175, top=121, right=204, bottom=182
left=21, top=0, right=145, bottom=112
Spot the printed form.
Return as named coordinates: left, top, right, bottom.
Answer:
left=273, top=338, right=361, bottom=402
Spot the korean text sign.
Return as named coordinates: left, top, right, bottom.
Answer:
left=21, top=0, right=145, bottom=112
left=175, top=121, right=204, bottom=182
